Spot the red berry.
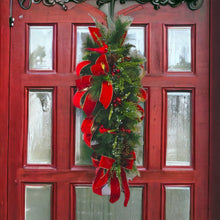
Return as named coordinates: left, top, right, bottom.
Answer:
left=113, top=99, right=117, bottom=103
left=116, top=69, right=120, bottom=73
left=112, top=65, right=116, bottom=69
left=114, top=103, right=117, bottom=107
left=112, top=72, right=115, bottom=76
left=116, top=97, right=121, bottom=102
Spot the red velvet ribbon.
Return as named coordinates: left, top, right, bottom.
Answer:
left=91, top=54, right=109, bottom=76
left=96, top=54, right=109, bottom=72
left=81, top=116, right=96, bottom=148
left=138, top=88, right=147, bottom=102
left=88, top=27, right=103, bottom=46
left=81, top=116, right=94, bottom=134
left=99, top=81, right=113, bottom=109
left=92, top=152, right=136, bottom=207
left=120, top=31, right=127, bottom=46
left=87, top=27, right=108, bottom=54
left=83, top=133, right=93, bottom=148
left=76, top=60, right=91, bottom=76
left=82, top=93, right=97, bottom=116
left=75, top=75, right=92, bottom=90
left=73, top=90, right=87, bottom=109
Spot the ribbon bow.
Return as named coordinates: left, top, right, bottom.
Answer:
left=92, top=152, right=136, bottom=207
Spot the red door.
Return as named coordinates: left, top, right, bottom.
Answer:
left=8, top=1, right=209, bottom=220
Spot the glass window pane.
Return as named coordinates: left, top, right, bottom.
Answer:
left=136, top=101, right=145, bottom=166
left=167, top=27, right=191, bottom=72
left=75, top=186, right=143, bottom=220
left=25, top=185, right=52, bottom=220
left=165, top=186, right=191, bottom=220
left=127, top=27, right=145, bottom=56
left=76, top=26, right=90, bottom=65
left=29, top=26, right=53, bottom=70
left=27, top=89, right=52, bottom=164
left=166, top=91, right=192, bottom=166
left=75, top=109, right=93, bottom=165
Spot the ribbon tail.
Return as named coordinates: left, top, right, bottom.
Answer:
left=93, top=168, right=104, bottom=195
left=109, top=172, right=121, bottom=204
left=95, top=170, right=110, bottom=188
left=93, top=168, right=110, bottom=196
left=121, top=167, right=130, bottom=207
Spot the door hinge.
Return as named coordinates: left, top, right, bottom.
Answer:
left=9, top=16, right=15, bottom=27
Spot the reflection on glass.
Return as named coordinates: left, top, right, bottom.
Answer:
left=75, top=108, right=93, bottom=165
left=165, top=186, right=191, bottom=220
left=75, top=186, right=143, bottom=220
left=166, top=92, right=191, bottom=166
left=168, top=27, right=191, bottom=72
left=25, top=185, right=52, bottom=220
left=27, top=90, right=52, bottom=164
left=76, top=26, right=90, bottom=65
left=29, top=26, right=53, bottom=70
left=127, top=27, right=145, bottom=56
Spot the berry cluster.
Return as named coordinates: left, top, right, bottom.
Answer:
left=111, top=65, right=121, bottom=77
left=113, top=96, right=122, bottom=107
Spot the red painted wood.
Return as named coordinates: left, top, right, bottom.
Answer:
left=0, top=0, right=10, bottom=219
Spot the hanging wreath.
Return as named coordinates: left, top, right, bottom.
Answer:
left=73, top=15, right=147, bottom=207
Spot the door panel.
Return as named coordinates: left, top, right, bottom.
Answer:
left=9, top=1, right=209, bottom=219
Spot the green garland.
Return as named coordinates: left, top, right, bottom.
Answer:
left=73, top=15, right=146, bottom=205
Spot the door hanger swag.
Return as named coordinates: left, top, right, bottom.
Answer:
left=73, top=15, right=147, bottom=207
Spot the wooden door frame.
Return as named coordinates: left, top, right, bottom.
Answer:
left=0, top=0, right=10, bottom=220
left=210, top=1, right=220, bottom=220
left=0, top=1, right=219, bottom=220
